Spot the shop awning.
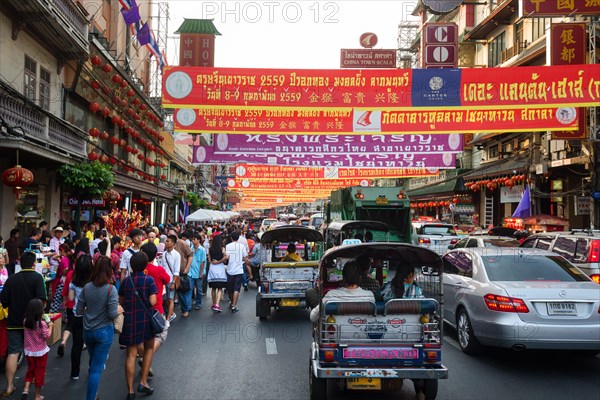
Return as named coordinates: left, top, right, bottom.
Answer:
left=463, top=157, right=528, bottom=180
left=407, top=170, right=466, bottom=199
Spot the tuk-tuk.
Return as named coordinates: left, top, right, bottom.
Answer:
left=256, top=226, right=324, bottom=320
left=322, top=220, right=390, bottom=250
left=309, top=242, right=447, bottom=400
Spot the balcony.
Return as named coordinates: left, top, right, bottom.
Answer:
left=3, top=0, right=89, bottom=62
left=500, top=41, right=527, bottom=63
left=0, top=84, right=86, bottom=157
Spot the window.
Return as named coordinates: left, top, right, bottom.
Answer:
left=535, top=236, right=553, bottom=251
left=532, top=18, right=549, bottom=42
left=520, top=238, right=537, bottom=248
left=39, top=67, right=50, bottom=110
left=24, top=56, right=37, bottom=102
left=515, top=21, right=524, bottom=46
left=483, top=255, right=588, bottom=282
left=466, top=239, right=479, bottom=248
left=488, top=145, right=498, bottom=159
left=552, top=236, right=577, bottom=262
left=488, top=31, right=506, bottom=67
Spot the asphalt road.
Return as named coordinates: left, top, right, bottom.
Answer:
left=6, top=285, right=600, bottom=400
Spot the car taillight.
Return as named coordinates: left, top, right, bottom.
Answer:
left=450, top=239, right=459, bottom=244
left=484, top=294, right=529, bottom=313
left=587, top=240, right=600, bottom=263
left=590, top=274, right=600, bottom=284
left=419, top=237, right=431, bottom=244
left=323, top=350, right=335, bottom=362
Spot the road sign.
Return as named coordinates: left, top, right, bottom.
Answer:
left=423, top=23, right=458, bottom=68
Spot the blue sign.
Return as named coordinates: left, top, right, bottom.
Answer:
left=411, top=68, right=461, bottom=107
left=591, top=192, right=600, bottom=200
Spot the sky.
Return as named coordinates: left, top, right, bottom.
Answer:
left=163, top=0, right=419, bottom=69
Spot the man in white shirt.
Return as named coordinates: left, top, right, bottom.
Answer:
left=48, top=226, right=64, bottom=269
left=89, top=229, right=104, bottom=255
left=120, top=228, right=144, bottom=283
left=224, top=231, right=248, bottom=313
left=161, top=234, right=181, bottom=322
left=309, top=261, right=375, bottom=322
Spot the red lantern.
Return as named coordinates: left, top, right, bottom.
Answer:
left=111, top=115, right=121, bottom=125
left=137, top=154, right=144, bottom=160
left=112, top=74, right=122, bottom=84
left=133, top=113, right=141, bottom=120
left=90, top=80, right=101, bottom=90
left=118, top=119, right=126, bottom=128
left=88, top=152, right=99, bottom=161
left=132, top=98, right=141, bottom=106
left=505, top=179, right=514, bottom=188
left=120, top=80, right=128, bottom=88
left=90, top=55, right=102, bottom=66
left=132, top=148, right=139, bottom=155
left=139, top=121, right=146, bottom=128
left=119, top=139, right=127, bottom=147
left=160, top=174, right=166, bottom=180
left=99, top=131, right=110, bottom=140
left=102, top=64, right=112, bottom=73
left=103, top=189, right=121, bottom=201
left=126, top=89, right=135, bottom=97
left=127, top=108, right=134, bottom=116
left=101, top=107, right=111, bottom=118
left=108, top=157, right=117, bottom=165
left=452, top=197, right=459, bottom=203
left=125, top=145, right=133, bottom=153
left=139, top=104, right=147, bottom=111
left=160, top=162, right=165, bottom=168
left=88, top=128, right=100, bottom=137
left=158, top=136, right=164, bottom=142
left=2, top=165, right=34, bottom=198
left=88, top=102, right=101, bottom=113
left=99, top=154, right=109, bottom=163
left=110, top=136, right=120, bottom=145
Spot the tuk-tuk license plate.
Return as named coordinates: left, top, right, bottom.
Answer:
left=280, top=298, right=299, bottom=307
left=347, top=378, right=381, bottom=390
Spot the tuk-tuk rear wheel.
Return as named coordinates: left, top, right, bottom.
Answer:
left=423, top=379, right=438, bottom=400
left=256, top=294, right=271, bottom=320
left=309, top=361, right=326, bottom=400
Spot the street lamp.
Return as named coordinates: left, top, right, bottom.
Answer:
left=150, top=197, right=156, bottom=226
left=124, top=191, right=133, bottom=213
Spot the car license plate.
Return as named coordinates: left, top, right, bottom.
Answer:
left=280, top=298, right=299, bottom=307
left=346, top=378, right=381, bottom=390
left=547, top=302, right=577, bottom=316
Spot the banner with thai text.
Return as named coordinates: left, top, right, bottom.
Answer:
left=233, top=164, right=438, bottom=180
left=162, top=65, right=600, bottom=110
left=210, top=133, right=463, bottom=154
left=192, top=145, right=456, bottom=168
left=175, top=106, right=578, bottom=134
left=228, top=178, right=370, bottom=190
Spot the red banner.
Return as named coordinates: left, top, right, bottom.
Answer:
left=551, top=23, right=586, bottom=66
left=162, top=65, right=600, bottom=110
left=522, top=0, right=600, bottom=16
left=176, top=106, right=579, bottom=134
left=179, top=34, right=215, bottom=67
left=234, top=164, right=438, bottom=180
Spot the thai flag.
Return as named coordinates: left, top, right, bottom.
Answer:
left=179, top=193, right=189, bottom=224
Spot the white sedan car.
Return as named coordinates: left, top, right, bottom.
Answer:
left=442, top=247, right=600, bottom=354
left=447, top=235, right=520, bottom=250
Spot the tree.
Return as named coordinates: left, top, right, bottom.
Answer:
left=58, top=161, right=115, bottom=235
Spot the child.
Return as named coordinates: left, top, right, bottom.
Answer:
left=23, top=298, right=52, bottom=400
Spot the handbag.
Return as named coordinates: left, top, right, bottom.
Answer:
left=177, top=274, right=191, bottom=293
left=108, top=285, right=124, bottom=334
left=129, top=277, right=166, bottom=335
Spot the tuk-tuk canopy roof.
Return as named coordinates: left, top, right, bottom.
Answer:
left=325, top=220, right=390, bottom=233
left=260, top=225, right=324, bottom=244
left=320, top=243, right=441, bottom=268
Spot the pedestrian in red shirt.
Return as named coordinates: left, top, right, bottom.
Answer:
left=23, top=299, right=52, bottom=400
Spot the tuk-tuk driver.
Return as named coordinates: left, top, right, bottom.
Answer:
left=281, top=243, right=303, bottom=262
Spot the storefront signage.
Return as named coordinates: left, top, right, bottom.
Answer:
left=500, top=185, right=525, bottom=203
left=423, top=23, right=458, bottom=68
left=575, top=196, right=591, bottom=215
left=551, top=23, right=586, bottom=66
left=179, top=33, right=215, bottom=67
left=192, top=145, right=456, bottom=168
left=162, top=64, right=600, bottom=110
left=174, top=106, right=578, bottom=134
left=233, top=163, right=438, bottom=180
left=340, top=49, right=396, bottom=68
left=521, top=0, right=600, bottom=16
left=66, top=197, right=106, bottom=207
left=210, top=133, right=463, bottom=154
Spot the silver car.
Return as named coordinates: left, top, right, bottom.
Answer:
left=442, top=247, right=600, bottom=354
left=448, top=235, right=521, bottom=250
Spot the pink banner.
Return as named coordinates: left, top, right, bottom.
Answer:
left=193, top=146, right=455, bottom=168
left=210, top=133, right=462, bottom=154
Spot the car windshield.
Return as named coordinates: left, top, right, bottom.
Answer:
left=482, top=239, right=520, bottom=248
left=482, top=255, right=590, bottom=282
left=419, top=225, right=456, bottom=235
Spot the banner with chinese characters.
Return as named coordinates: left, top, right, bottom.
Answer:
left=227, top=178, right=370, bottom=190
left=162, top=65, right=600, bottom=110
left=551, top=23, right=586, bottom=66
left=233, top=164, right=438, bottom=180
left=174, top=106, right=578, bottom=134
left=192, top=145, right=456, bottom=168
left=521, top=0, right=600, bottom=16
left=210, top=133, right=463, bottom=154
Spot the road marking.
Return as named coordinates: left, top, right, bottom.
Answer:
left=443, top=336, right=461, bottom=351
left=266, top=338, right=278, bottom=355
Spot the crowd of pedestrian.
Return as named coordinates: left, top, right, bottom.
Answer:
left=0, top=218, right=259, bottom=399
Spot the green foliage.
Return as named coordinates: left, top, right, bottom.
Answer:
left=58, top=161, right=115, bottom=195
